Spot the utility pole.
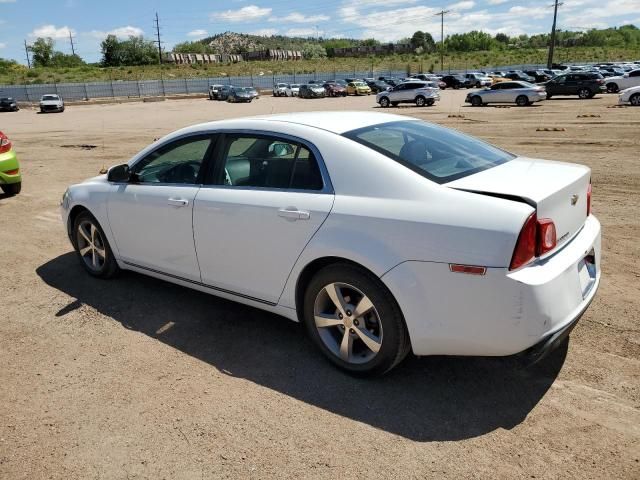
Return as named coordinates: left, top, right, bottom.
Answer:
left=434, top=9, right=450, bottom=72
left=154, top=12, right=163, bottom=64
left=24, top=40, right=31, bottom=68
left=546, top=0, right=563, bottom=69
left=68, top=29, right=76, bottom=56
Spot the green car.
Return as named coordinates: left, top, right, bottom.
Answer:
left=0, top=131, right=21, bottom=195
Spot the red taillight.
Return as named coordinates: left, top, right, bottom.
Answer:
left=3, top=168, right=19, bottom=175
left=510, top=213, right=537, bottom=270
left=449, top=264, right=487, bottom=275
left=587, top=182, right=592, bottom=216
left=510, top=213, right=558, bottom=270
left=0, top=131, right=11, bottom=154
left=536, top=218, right=557, bottom=256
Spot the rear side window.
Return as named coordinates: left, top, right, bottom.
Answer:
left=343, top=120, right=514, bottom=184
left=217, top=135, right=323, bottom=190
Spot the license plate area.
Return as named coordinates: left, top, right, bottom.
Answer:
left=577, top=250, right=596, bottom=298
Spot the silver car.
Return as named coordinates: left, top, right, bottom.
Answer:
left=465, top=73, right=492, bottom=88
left=377, top=81, right=440, bottom=107
left=273, top=83, right=289, bottom=97
left=465, top=81, right=547, bottom=107
left=285, top=84, right=300, bottom=97
left=39, top=94, right=64, bottom=113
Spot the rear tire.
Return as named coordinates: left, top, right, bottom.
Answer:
left=471, top=96, right=483, bottom=107
left=72, top=211, right=120, bottom=279
left=578, top=88, right=591, bottom=99
left=516, top=95, right=529, bottom=106
left=426, top=98, right=434, bottom=106
left=606, top=83, right=619, bottom=93
left=303, top=263, right=411, bottom=376
left=546, top=93, right=553, bottom=99
left=630, top=93, right=640, bottom=106
left=1, top=182, right=21, bottom=196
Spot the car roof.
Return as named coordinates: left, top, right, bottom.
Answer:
left=193, top=111, right=415, bottom=135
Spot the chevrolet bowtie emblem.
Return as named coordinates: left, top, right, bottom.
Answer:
left=571, top=194, right=579, bottom=205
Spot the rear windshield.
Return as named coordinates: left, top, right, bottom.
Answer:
left=343, top=120, right=514, bottom=184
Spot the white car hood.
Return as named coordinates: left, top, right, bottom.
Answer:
left=41, top=100, right=62, bottom=106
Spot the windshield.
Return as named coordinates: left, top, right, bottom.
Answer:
left=42, top=95, right=59, bottom=101
left=290, top=84, right=300, bottom=88
left=353, top=82, right=366, bottom=86
left=343, top=120, right=515, bottom=184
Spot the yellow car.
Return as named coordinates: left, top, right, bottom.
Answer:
left=346, top=81, right=372, bottom=95
left=488, top=75, right=509, bottom=85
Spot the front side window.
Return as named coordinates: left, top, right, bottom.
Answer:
left=343, top=120, right=514, bottom=184
left=218, top=135, right=323, bottom=190
left=131, top=136, right=213, bottom=184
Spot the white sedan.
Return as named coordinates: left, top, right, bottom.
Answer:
left=618, top=85, right=640, bottom=106
left=60, top=112, right=601, bottom=375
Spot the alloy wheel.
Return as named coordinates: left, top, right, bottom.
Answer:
left=313, top=282, right=383, bottom=364
left=76, top=220, right=107, bottom=272
left=630, top=93, right=640, bottom=106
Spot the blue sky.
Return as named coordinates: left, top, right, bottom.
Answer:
left=1, top=0, right=638, bottom=63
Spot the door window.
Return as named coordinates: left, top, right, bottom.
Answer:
left=217, top=135, right=324, bottom=190
left=132, top=136, right=213, bottom=184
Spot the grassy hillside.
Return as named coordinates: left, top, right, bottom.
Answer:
left=2, top=46, right=639, bottom=85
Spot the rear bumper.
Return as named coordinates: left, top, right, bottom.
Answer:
left=0, top=150, right=21, bottom=185
left=382, top=215, right=601, bottom=357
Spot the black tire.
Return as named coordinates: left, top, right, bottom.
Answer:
left=379, top=97, right=390, bottom=108
left=578, top=88, right=591, bottom=99
left=546, top=93, right=553, bottom=99
left=60, top=106, right=65, bottom=112
left=606, top=83, right=619, bottom=94
left=391, top=102, right=399, bottom=107
left=1, top=182, right=21, bottom=196
left=516, top=95, right=529, bottom=106
left=475, top=81, right=481, bottom=88
left=471, top=95, right=483, bottom=107
left=630, top=93, right=640, bottom=106
left=303, top=263, right=411, bottom=376
left=426, top=98, right=434, bottom=106
left=415, top=95, right=426, bottom=107
left=72, top=211, right=120, bottom=279
left=453, top=84, right=460, bottom=90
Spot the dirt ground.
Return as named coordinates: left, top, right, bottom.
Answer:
left=1, top=90, right=639, bottom=479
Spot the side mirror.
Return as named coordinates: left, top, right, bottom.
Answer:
left=107, top=164, right=130, bottom=183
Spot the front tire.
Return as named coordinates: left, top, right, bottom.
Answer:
left=379, top=97, right=390, bottom=108
left=630, top=93, right=640, bottom=106
left=578, top=88, right=591, bottom=99
left=415, top=95, right=426, bottom=107
left=1, top=182, right=21, bottom=196
left=303, top=263, right=411, bottom=376
left=606, top=83, right=619, bottom=93
left=516, top=95, right=529, bottom=106
left=471, top=95, right=483, bottom=107
left=73, top=211, right=119, bottom=279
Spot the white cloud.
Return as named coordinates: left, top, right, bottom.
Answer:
left=0, top=0, right=17, bottom=3
left=450, top=1, right=476, bottom=10
left=0, top=42, right=6, bottom=49
left=487, top=0, right=509, bottom=4
left=212, top=5, right=272, bottom=22
left=269, top=12, right=330, bottom=23
left=251, top=28, right=279, bottom=36
left=508, top=6, right=549, bottom=19
left=187, top=29, right=208, bottom=38
left=87, top=26, right=144, bottom=40
left=286, top=28, right=324, bottom=37
left=29, top=25, right=74, bottom=40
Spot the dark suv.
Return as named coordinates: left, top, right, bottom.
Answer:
left=0, top=97, right=19, bottom=112
left=441, top=74, right=469, bottom=89
left=545, top=72, right=606, bottom=99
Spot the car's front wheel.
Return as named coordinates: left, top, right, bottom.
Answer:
left=606, top=83, right=619, bottom=93
left=630, top=93, right=640, bottom=106
left=471, top=95, right=483, bottom=107
left=415, top=95, right=426, bottom=107
left=1, top=182, right=21, bottom=196
left=379, top=97, right=390, bottom=108
left=516, top=95, right=529, bottom=106
left=73, top=211, right=119, bottom=279
left=578, top=88, right=591, bottom=99
left=303, top=263, right=411, bottom=376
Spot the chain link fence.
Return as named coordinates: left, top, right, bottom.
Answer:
left=0, top=63, right=562, bottom=103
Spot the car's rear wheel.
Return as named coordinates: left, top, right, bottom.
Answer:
left=578, top=88, right=591, bottom=99
left=426, top=98, right=434, bottom=106
left=606, top=83, right=619, bottom=93
left=516, top=95, right=529, bottom=106
left=471, top=95, right=483, bottom=107
left=630, top=93, right=640, bottom=106
left=303, top=263, right=410, bottom=376
left=546, top=93, right=553, bottom=99
left=379, top=97, right=390, bottom=108
left=475, top=81, right=481, bottom=88
left=1, top=182, right=21, bottom=196
left=415, top=96, right=426, bottom=107
left=391, top=102, right=399, bottom=107
left=73, top=211, right=119, bottom=279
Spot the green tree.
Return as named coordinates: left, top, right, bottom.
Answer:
left=30, top=37, right=55, bottom=67
left=50, top=52, right=85, bottom=67
left=301, top=43, right=327, bottom=59
left=101, top=35, right=123, bottom=66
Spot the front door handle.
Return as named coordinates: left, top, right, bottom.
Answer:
left=168, top=198, right=189, bottom=207
left=278, top=207, right=310, bottom=220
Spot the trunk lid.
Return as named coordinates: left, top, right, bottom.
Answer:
left=446, top=156, right=590, bottom=251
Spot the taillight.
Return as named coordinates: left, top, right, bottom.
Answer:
left=587, top=182, right=592, bottom=216
left=536, top=218, right=557, bottom=256
left=509, top=213, right=558, bottom=270
left=0, top=131, right=11, bottom=154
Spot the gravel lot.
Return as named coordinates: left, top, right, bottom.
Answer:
left=1, top=90, right=639, bottom=479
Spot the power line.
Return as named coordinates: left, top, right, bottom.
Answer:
left=154, top=12, right=164, bottom=64
left=24, top=40, right=31, bottom=68
left=433, top=9, right=450, bottom=72
left=547, top=0, right=563, bottom=68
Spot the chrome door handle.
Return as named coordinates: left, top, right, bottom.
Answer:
left=278, top=208, right=310, bottom=220
left=168, top=198, right=189, bottom=207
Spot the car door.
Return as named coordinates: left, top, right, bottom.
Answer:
left=107, top=134, right=216, bottom=281
left=193, top=133, right=334, bottom=304
left=564, top=74, right=579, bottom=94
left=492, top=82, right=511, bottom=102
left=387, top=84, right=404, bottom=102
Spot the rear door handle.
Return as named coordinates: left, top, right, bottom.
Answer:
left=168, top=198, right=189, bottom=207
left=278, top=207, right=310, bottom=220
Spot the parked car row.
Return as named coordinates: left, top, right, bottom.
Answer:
left=1, top=95, right=65, bottom=113
left=208, top=85, right=259, bottom=103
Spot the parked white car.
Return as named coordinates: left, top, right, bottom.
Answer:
left=60, top=112, right=600, bottom=375
left=618, top=85, right=640, bottom=106
left=377, top=81, right=440, bottom=107
left=208, top=84, right=224, bottom=100
left=465, top=73, right=492, bottom=88
left=273, top=83, right=289, bottom=97
left=285, top=84, right=300, bottom=97
left=39, top=94, right=64, bottom=113
left=466, top=81, right=547, bottom=106
left=605, top=69, right=640, bottom=93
